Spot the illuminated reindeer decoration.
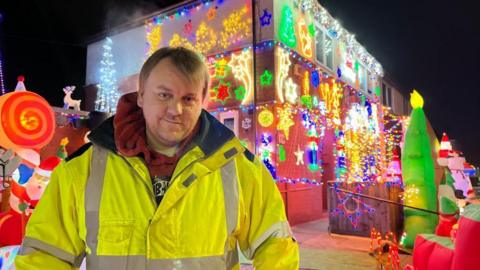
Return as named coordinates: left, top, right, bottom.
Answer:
left=63, top=86, right=81, bottom=111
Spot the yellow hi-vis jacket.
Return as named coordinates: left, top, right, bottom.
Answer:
left=15, top=110, right=299, bottom=269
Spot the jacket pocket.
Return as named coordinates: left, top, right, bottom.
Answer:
left=97, top=219, right=135, bottom=255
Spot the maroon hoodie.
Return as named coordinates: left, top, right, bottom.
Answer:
left=113, top=92, right=199, bottom=178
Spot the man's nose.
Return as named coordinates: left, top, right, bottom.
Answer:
left=167, top=99, right=183, bottom=115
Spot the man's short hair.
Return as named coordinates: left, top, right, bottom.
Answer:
left=139, top=46, right=210, bottom=98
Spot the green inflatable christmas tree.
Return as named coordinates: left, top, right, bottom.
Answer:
left=400, top=90, right=438, bottom=248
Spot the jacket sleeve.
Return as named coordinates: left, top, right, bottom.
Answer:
left=236, top=156, right=299, bottom=270
left=15, top=162, right=85, bottom=269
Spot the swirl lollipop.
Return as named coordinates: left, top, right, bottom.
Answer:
left=0, top=86, right=55, bottom=150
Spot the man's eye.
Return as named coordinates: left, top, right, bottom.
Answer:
left=158, top=93, right=171, bottom=99
left=184, top=96, right=196, bottom=104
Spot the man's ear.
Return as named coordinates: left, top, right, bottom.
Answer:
left=137, top=90, right=144, bottom=108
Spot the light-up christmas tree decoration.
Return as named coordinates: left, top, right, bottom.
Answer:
left=0, top=55, right=5, bottom=95
left=279, top=5, right=297, bottom=48
left=195, top=21, right=217, bottom=53
left=146, top=25, right=162, bottom=56
left=96, top=37, right=119, bottom=113
left=400, top=90, right=438, bottom=249
left=220, top=7, right=251, bottom=49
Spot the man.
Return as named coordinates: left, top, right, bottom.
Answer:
left=15, top=47, right=299, bottom=269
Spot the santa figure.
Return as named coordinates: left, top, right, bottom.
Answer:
left=0, top=156, right=61, bottom=247
left=437, top=133, right=452, bottom=167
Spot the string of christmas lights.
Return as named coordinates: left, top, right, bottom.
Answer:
left=96, top=37, right=119, bottom=113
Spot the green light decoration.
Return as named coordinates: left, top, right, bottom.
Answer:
left=278, top=144, right=286, bottom=162
left=279, top=5, right=297, bottom=48
left=444, top=169, right=455, bottom=188
left=234, top=85, right=246, bottom=101
left=312, top=96, right=319, bottom=107
left=400, top=90, right=438, bottom=249
left=308, top=24, right=316, bottom=37
left=260, top=70, right=273, bottom=86
left=361, top=95, right=366, bottom=106
left=301, top=95, right=313, bottom=109
left=240, top=139, right=249, bottom=149
left=354, top=60, right=360, bottom=72
left=374, top=86, right=381, bottom=97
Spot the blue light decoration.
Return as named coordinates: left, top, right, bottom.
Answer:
left=311, top=70, right=320, bottom=88
left=336, top=67, right=342, bottom=78
left=96, top=37, right=119, bottom=113
left=327, top=28, right=338, bottom=39
left=277, top=177, right=321, bottom=186
left=259, top=133, right=277, bottom=179
left=260, top=9, right=272, bottom=27
left=331, top=183, right=376, bottom=228
left=307, top=141, right=320, bottom=172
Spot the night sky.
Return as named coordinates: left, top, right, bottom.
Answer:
left=0, top=0, right=479, bottom=165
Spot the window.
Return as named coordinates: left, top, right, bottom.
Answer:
left=219, top=110, right=239, bottom=136
left=223, top=118, right=235, bottom=132
left=314, top=24, right=334, bottom=70
left=387, top=87, right=392, bottom=107
left=325, top=35, right=334, bottom=70
left=358, top=64, right=367, bottom=91
left=382, top=83, right=393, bottom=107
left=315, top=25, right=324, bottom=64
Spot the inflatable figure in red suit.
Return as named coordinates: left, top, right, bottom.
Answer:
left=0, top=156, right=60, bottom=247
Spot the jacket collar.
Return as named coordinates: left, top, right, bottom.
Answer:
left=87, top=109, right=236, bottom=158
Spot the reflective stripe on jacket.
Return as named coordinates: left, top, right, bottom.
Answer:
left=15, top=110, right=299, bottom=269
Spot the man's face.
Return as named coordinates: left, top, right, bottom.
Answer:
left=138, top=58, right=204, bottom=147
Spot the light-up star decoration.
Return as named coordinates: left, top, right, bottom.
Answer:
left=228, top=50, right=253, bottom=105
left=260, top=9, right=272, bottom=27
left=284, top=77, right=298, bottom=104
left=294, top=145, right=305, bottom=165
left=213, top=81, right=231, bottom=104
left=234, top=86, right=246, bottom=101
left=260, top=70, right=273, bottom=86
left=276, top=104, right=294, bottom=139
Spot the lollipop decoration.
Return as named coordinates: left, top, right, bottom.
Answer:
left=0, top=77, right=55, bottom=150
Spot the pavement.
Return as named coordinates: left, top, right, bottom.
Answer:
left=242, top=217, right=412, bottom=270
